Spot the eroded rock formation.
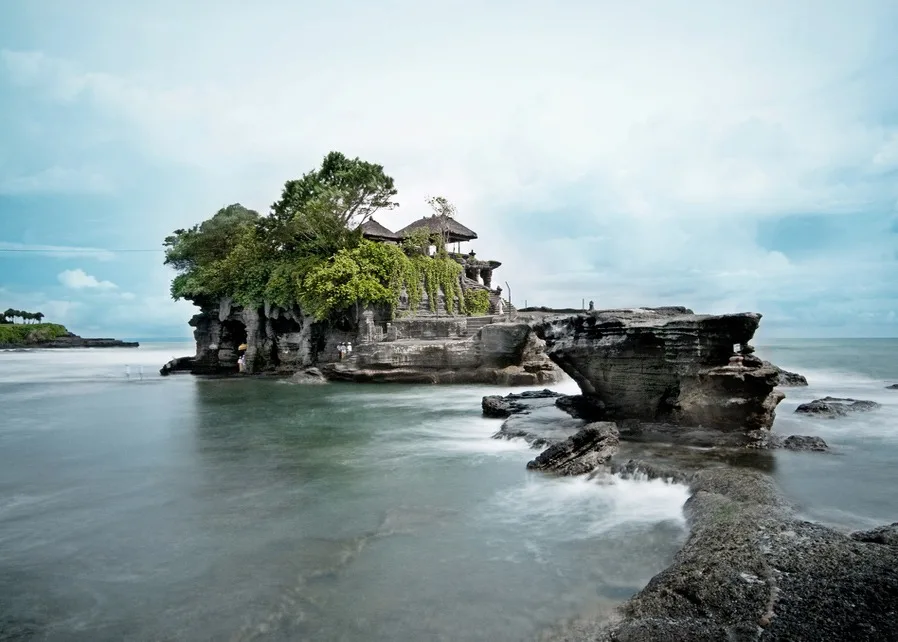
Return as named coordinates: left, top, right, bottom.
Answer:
left=162, top=299, right=561, bottom=385
left=765, top=361, right=809, bottom=386
left=534, top=307, right=784, bottom=433
left=525, top=423, right=619, bottom=475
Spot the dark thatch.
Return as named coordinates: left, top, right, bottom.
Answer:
left=394, top=215, right=478, bottom=243
left=359, top=218, right=400, bottom=241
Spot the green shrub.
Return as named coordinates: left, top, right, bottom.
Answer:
left=0, top=323, right=69, bottom=345
left=464, top=289, right=491, bottom=316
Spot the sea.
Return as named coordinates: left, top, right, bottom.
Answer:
left=0, top=338, right=895, bottom=641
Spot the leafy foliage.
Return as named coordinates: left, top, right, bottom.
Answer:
left=464, top=289, right=492, bottom=316
left=163, top=152, right=473, bottom=321
left=0, top=323, right=68, bottom=345
left=1, top=309, right=45, bottom=324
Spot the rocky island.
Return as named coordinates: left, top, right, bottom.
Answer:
left=157, top=151, right=895, bottom=639
left=0, top=312, right=138, bottom=350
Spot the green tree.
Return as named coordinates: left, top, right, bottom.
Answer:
left=34, top=312, right=45, bottom=323
left=426, top=195, right=457, bottom=250
left=266, top=151, right=398, bottom=253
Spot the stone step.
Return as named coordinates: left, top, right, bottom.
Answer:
left=463, top=315, right=495, bottom=336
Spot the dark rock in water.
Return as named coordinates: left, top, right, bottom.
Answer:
left=482, top=395, right=514, bottom=418
left=533, top=308, right=785, bottom=435
left=554, top=394, right=607, bottom=420
left=851, top=523, right=898, bottom=547
left=160, top=356, right=196, bottom=376
left=795, top=396, right=881, bottom=418
left=526, top=423, right=619, bottom=476
left=746, top=431, right=829, bottom=452
left=886, top=384, right=898, bottom=390
left=482, top=389, right=559, bottom=418
left=610, top=459, right=693, bottom=484
left=782, top=435, right=829, bottom=451
left=583, top=467, right=898, bottom=642
left=763, top=360, right=809, bottom=386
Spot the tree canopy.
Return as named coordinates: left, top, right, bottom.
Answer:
left=163, top=152, right=468, bottom=319
left=1, top=309, right=45, bottom=324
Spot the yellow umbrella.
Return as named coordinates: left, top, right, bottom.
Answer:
left=238, top=343, right=248, bottom=351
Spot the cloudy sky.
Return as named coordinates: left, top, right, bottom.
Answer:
left=2, top=0, right=897, bottom=339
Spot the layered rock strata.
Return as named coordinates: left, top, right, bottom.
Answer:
left=162, top=299, right=560, bottom=385
left=534, top=307, right=784, bottom=433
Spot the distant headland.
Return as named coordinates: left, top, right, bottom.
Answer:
left=0, top=308, right=138, bottom=349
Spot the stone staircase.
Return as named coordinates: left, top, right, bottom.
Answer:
left=464, top=315, right=495, bottom=336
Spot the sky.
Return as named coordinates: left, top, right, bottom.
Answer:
left=1, top=0, right=897, bottom=339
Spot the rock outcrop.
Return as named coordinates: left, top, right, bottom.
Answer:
left=525, top=423, right=619, bottom=475
left=163, top=299, right=561, bottom=385
left=583, top=467, right=898, bottom=642
left=765, top=361, right=808, bottom=386
left=885, top=384, right=898, bottom=390
left=534, top=308, right=784, bottom=434
left=745, top=431, right=829, bottom=452
left=795, top=396, right=881, bottom=418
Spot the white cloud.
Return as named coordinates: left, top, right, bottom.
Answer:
left=58, top=268, right=117, bottom=290
left=2, top=0, right=898, bottom=335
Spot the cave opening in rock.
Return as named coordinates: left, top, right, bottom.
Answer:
left=220, top=319, right=248, bottom=368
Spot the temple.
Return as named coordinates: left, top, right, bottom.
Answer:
left=361, top=215, right=508, bottom=315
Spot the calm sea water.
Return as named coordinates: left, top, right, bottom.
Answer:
left=756, top=338, right=898, bottom=528
left=0, top=339, right=895, bottom=641
left=0, top=343, right=687, bottom=642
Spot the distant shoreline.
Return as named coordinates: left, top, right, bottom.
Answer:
left=0, top=323, right=138, bottom=350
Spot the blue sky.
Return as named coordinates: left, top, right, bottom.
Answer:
left=1, top=1, right=897, bottom=339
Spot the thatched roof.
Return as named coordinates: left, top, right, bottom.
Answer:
left=359, top=218, right=399, bottom=241
left=394, top=215, right=478, bottom=243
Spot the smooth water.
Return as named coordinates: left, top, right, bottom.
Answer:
left=756, top=338, right=898, bottom=529
left=0, top=343, right=688, bottom=641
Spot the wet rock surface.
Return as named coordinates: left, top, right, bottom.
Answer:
left=851, top=523, right=898, bottom=547
left=534, top=308, right=785, bottom=433
left=795, top=396, right=881, bottom=418
left=526, top=423, right=620, bottom=476
left=551, top=467, right=898, bottom=642
left=746, top=431, right=829, bottom=452
left=764, top=361, right=809, bottom=386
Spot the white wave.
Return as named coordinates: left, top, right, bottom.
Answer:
left=0, top=342, right=194, bottom=385
left=485, top=474, right=689, bottom=543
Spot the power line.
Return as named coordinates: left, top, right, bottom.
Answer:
left=0, top=248, right=163, bottom=253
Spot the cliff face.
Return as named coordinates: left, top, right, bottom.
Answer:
left=534, top=307, right=784, bottom=432
left=167, top=298, right=560, bottom=386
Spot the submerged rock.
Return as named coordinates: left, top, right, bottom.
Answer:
left=764, top=361, right=809, bottom=386
left=534, top=308, right=785, bottom=434
left=746, top=431, right=829, bottom=452
left=526, top=423, right=619, bottom=476
left=554, top=394, right=606, bottom=419
left=795, top=396, right=881, bottom=418
left=886, top=384, right=898, bottom=390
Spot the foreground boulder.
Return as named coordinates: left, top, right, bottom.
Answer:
left=566, top=468, right=898, bottom=642
left=526, top=423, right=619, bottom=475
left=795, top=396, right=881, bottom=418
left=534, top=308, right=784, bottom=433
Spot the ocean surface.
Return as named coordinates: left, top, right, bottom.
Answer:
left=0, top=338, right=896, bottom=641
